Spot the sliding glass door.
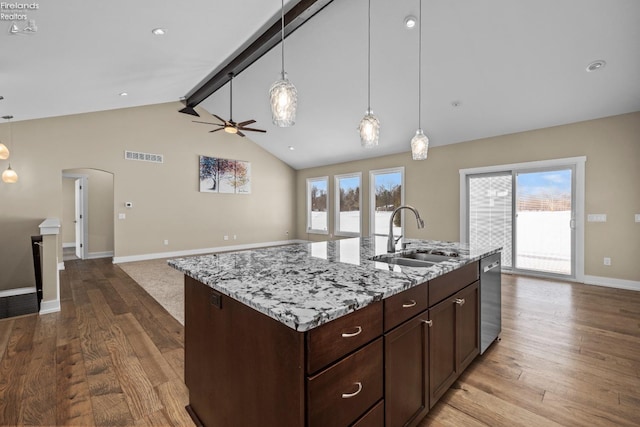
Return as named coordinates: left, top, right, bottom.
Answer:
left=467, top=166, right=576, bottom=278
left=515, top=168, right=574, bottom=276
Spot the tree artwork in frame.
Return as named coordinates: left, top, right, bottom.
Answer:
left=199, top=155, right=251, bottom=194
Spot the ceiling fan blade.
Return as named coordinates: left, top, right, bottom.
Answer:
left=212, top=114, right=227, bottom=124
left=237, top=119, right=256, bottom=127
left=236, top=130, right=246, bottom=137
left=240, top=127, right=267, bottom=133
left=209, top=128, right=225, bottom=133
left=193, top=120, right=223, bottom=126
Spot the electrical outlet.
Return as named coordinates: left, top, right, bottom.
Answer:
left=587, top=214, right=607, bottom=222
left=118, top=213, right=126, bottom=220
left=233, top=235, right=237, bottom=240
left=604, top=257, right=611, bottom=266
left=163, top=240, right=169, bottom=246
left=224, top=235, right=229, bottom=241
left=635, top=214, right=640, bottom=223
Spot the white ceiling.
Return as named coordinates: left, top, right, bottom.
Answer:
left=2, top=0, right=639, bottom=170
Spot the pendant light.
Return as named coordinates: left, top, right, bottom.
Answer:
left=269, top=0, right=298, bottom=127
left=0, top=141, right=8, bottom=160
left=359, top=0, right=380, bottom=148
left=2, top=115, right=18, bottom=183
left=410, top=0, right=429, bottom=160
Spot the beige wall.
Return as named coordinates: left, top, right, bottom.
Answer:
left=63, top=168, right=115, bottom=255
left=296, top=112, right=640, bottom=282
left=0, top=101, right=297, bottom=292
left=61, top=177, right=76, bottom=245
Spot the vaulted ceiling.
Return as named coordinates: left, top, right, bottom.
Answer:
left=2, top=0, right=639, bottom=169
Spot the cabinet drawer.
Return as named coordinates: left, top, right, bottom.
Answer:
left=307, top=338, right=383, bottom=427
left=352, top=400, right=384, bottom=427
left=429, top=261, right=479, bottom=307
left=384, top=282, right=428, bottom=332
left=307, top=301, right=382, bottom=374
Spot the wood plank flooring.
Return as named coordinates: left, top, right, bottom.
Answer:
left=0, top=259, right=638, bottom=426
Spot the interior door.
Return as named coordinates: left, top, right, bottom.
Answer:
left=74, top=178, right=85, bottom=259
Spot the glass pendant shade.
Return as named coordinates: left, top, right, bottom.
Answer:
left=359, top=109, right=380, bottom=148
left=269, top=72, right=297, bottom=127
left=411, top=129, right=429, bottom=160
left=2, top=164, right=18, bottom=183
left=0, top=143, right=8, bottom=160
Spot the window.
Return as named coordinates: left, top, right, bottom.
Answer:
left=307, top=176, right=329, bottom=234
left=335, top=173, right=362, bottom=236
left=370, top=168, right=404, bottom=237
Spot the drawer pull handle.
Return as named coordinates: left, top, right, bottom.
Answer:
left=341, top=382, right=362, bottom=399
left=341, top=326, right=362, bottom=338
left=455, top=298, right=466, bottom=306
left=402, top=300, right=417, bottom=308
left=421, top=319, right=433, bottom=327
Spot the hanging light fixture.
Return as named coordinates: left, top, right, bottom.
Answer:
left=0, top=141, right=8, bottom=160
left=410, top=0, right=429, bottom=160
left=2, top=116, right=18, bottom=183
left=269, top=0, right=298, bottom=127
left=359, top=0, right=380, bottom=148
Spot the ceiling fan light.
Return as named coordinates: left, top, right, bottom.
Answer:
left=0, top=143, right=9, bottom=160
left=224, top=125, right=238, bottom=134
left=359, top=109, right=380, bottom=148
left=411, top=129, right=429, bottom=160
left=2, top=164, right=18, bottom=183
left=269, top=73, right=297, bottom=127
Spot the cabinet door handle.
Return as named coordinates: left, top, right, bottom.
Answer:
left=455, top=298, right=466, bottom=306
left=341, top=326, right=362, bottom=338
left=402, top=300, right=417, bottom=308
left=341, top=382, right=362, bottom=399
left=421, top=319, right=433, bottom=327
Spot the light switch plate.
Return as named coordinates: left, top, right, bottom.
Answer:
left=635, top=214, right=640, bottom=223
left=118, top=213, right=126, bottom=220
left=587, top=214, right=607, bottom=222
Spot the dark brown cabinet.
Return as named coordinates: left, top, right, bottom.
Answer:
left=384, top=312, right=430, bottom=427
left=429, top=280, right=479, bottom=406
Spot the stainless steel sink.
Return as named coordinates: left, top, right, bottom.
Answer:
left=370, top=253, right=438, bottom=268
left=370, top=249, right=459, bottom=268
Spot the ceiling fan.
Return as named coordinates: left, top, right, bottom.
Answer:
left=192, top=73, right=266, bottom=137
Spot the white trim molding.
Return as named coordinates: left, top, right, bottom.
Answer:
left=112, top=240, right=306, bottom=264
left=58, top=262, right=65, bottom=271
left=583, top=275, right=640, bottom=292
left=40, top=299, right=61, bottom=315
left=87, top=251, right=115, bottom=260
left=39, top=218, right=61, bottom=235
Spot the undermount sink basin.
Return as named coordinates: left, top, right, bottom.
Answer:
left=370, top=248, right=459, bottom=268
left=371, top=254, right=438, bottom=268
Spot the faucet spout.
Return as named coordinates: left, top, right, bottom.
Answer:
left=387, top=205, right=425, bottom=253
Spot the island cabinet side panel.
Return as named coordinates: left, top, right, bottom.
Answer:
left=184, top=276, right=305, bottom=427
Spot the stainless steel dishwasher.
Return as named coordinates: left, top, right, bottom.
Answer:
left=480, top=253, right=501, bottom=354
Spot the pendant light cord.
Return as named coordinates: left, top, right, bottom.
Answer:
left=367, top=0, right=371, bottom=111
left=229, top=74, right=233, bottom=121
left=281, top=0, right=286, bottom=78
left=418, top=0, right=422, bottom=129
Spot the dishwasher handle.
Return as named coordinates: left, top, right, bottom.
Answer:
left=483, top=261, right=500, bottom=273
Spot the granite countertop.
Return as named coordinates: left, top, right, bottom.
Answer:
left=168, top=237, right=501, bottom=332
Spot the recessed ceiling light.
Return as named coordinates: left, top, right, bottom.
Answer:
left=451, top=100, right=462, bottom=108
left=152, top=28, right=166, bottom=36
left=119, top=92, right=128, bottom=97
left=586, top=60, right=606, bottom=72
left=0, top=96, right=4, bottom=101
left=288, top=146, right=295, bottom=151
left=404, top=16, right=417, bottom=29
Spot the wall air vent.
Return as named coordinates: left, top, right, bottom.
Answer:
left=124, top=151, right=164, bottom=164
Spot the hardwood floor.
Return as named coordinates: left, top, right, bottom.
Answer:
left=0, top=260, right=638, bottom=426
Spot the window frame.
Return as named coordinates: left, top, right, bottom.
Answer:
left=369, top=167, right=405, bottom=237
left=306, top=176, right=329, bottom=235
left=334, top=172, right=362, bottom=237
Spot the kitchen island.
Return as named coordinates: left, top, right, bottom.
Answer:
left=169, top=237, right=501, bottom=427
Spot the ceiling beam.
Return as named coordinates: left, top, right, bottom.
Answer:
left=179, top=0, right=335, bottom=116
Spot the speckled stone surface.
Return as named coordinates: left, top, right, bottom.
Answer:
left=168, top=237, right=501, bottom=332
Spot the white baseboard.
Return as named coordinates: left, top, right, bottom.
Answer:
left=112, top=239, right=307, bottom=264
left=0, top=286, right=37, bottom=298
left=87, top=251, right=114, bottom=260
left=39, top=298, right=61, bottom=315
left=58, top=262, right=65, bottom=271
left=63, top=242, right=75, bottom=249
left=583, top=275, right=640, bottom=292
